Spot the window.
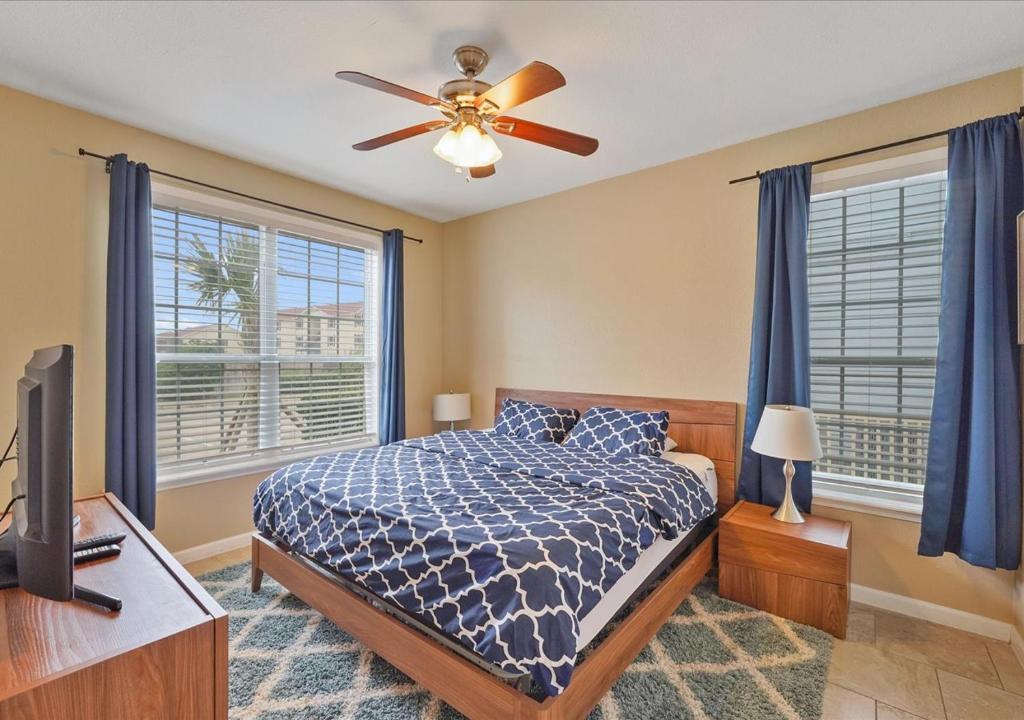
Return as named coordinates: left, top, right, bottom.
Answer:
left=153, top=187, right=379, bottom=482
left=808, top=155, right=946, bottom=512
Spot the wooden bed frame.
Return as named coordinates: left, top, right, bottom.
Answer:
left=251, top=389, right=738, bottom=720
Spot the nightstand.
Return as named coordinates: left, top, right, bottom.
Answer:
left=719, top=499, right=851, bottom=638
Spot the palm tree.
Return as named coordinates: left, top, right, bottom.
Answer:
left=181, top=232, right=260, bottom=354
left=181, top=232, right=260, bottom=450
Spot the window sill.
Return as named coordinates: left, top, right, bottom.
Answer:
left=811, top=475, right=923, bottom=523
left=156, top=437, right=378, bottom=492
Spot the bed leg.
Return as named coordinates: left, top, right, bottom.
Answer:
left=251, top=535, right=264, bottom=593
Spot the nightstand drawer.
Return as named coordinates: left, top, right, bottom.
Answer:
left=719, top=562, right=848, bottom=638
left=720, top=524, right=849, bottom=585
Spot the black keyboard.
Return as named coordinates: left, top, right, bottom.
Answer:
left=74, top=532, right=127, bottom=552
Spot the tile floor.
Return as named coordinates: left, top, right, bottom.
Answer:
left=186, top=551, right=1024, bottom=720
left=825, top=603, right=1024, bottom=720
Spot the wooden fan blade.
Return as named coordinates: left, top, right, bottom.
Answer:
left=352, top=121, right=449, bottom=151
left=470, top=164, right=496, bottom=179
left=474, top=62, right=565, bottom=113
left=336, top=71, right=446, bottom=107
left=492, top=117, right=598, bottom=156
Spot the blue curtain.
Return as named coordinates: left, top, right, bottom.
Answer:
left=105, top=154, right=157, bottom=529
left=918, top=114, right=1023, bottom=570
left=379, top=229, right=405, bottom=444
left=738, top=164, right=814, bottom=512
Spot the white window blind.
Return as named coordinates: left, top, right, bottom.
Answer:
left=808, top=170, right=946, bottom=488
left=153, top=199, right=379, bottom=479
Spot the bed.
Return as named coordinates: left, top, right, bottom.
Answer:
left=250, top=388, right=738, bottom=720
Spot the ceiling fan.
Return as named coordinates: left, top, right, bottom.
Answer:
left=336, top=46, right=599, bottom=179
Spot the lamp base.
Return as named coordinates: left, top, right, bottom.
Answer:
left=772, top=458, right=805, bottom=524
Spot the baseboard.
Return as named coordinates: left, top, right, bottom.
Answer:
left=1012, top=625, right=1024, bottom=668
left=173, top=531, right=251, bottom=565
left=851, top=583, right=1012, bottom=641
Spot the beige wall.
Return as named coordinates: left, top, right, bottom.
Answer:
left=441, top=69, right=1024, bottom=623
left=0, top=85, right=445, bottom=551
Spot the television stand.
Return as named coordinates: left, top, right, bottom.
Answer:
left=0, top=493, right=228, bottom=718
left=0, top=520, right=122, bottom=611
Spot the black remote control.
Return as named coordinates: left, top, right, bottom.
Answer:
left=73, top=544, right=122, bottom=564
left=74, top=532, right=128, bottom=552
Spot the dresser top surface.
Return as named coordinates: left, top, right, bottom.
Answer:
left=0, top=494, right=223, bottom=699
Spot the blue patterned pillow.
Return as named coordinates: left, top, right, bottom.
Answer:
left=493, top=398, right=581, bottom=444
left=563, top=406, right=670, bottom=457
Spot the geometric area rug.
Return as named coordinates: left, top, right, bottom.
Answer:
left=198, top=563, right=832, bottom=720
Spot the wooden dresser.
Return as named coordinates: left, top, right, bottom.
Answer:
left=719, top=499, right=851, bottom=638
left=0, top=493, right=228, bottom=719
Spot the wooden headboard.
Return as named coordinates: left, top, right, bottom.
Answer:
left=494, top=388, right=739, bottom=513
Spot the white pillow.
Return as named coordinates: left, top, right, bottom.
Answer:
left=660, top=451, right=718, bottom=498
left=663, top=436, right=678, bottom=452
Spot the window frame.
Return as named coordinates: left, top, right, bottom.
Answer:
left=151, top=183, right=383, bottom=490
left=807, top=148, right=947, bottom=521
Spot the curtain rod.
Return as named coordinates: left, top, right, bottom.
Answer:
left=728, top=106, right=1024, bottom=185
left=77, top=148, right=424, bottom=243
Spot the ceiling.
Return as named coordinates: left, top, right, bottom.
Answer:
left=2, top=2, right=1023, bottom=222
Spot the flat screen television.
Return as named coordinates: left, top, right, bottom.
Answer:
left=0, top=345, right=120, bottom=610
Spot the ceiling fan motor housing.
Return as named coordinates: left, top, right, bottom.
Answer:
left=440, top=46, right=494, bottom=108
left=438, top=78, right=492, bottom=107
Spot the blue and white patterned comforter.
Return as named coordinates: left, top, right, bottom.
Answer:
left=253, top=430, right=715, bottom=696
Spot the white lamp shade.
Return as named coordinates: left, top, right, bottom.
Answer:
left=433, top=393, right=471, bottom=423
left=750, top=404, right=823, bottom=461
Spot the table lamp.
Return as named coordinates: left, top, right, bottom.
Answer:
left=750, top=404, right=822, bottom=524
left=433, top=392, right=471, bottom=431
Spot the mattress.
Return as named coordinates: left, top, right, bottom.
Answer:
left=577, top=460, right=718, bottom=649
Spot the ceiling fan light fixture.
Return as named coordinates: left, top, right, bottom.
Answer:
left=433, top=124, right=502, bottom=168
